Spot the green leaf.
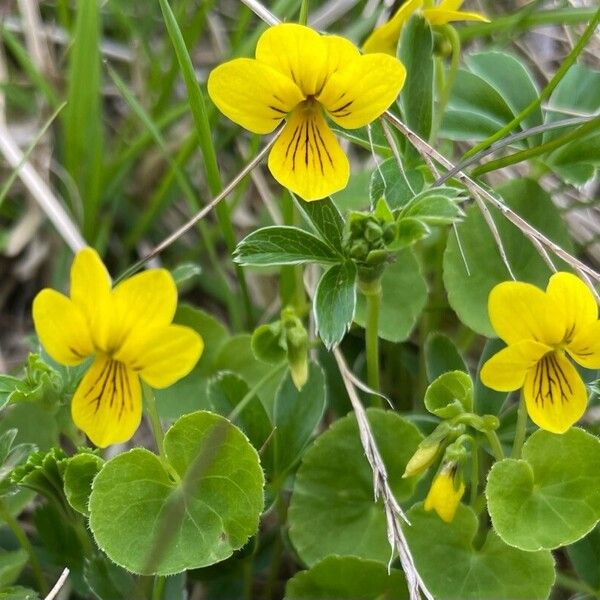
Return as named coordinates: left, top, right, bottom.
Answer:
left=284, top=556, right=408, bottom=599
left=465, top=51, right=542, bottom=145
left=63, top=452, right=103, bottom=516
left=355, top=250, right=428, bottom=343
left=424, top=371, right=473, bottom=418
left=370, top=158, right=424, bottom=210
left=404, top=504, right=555, bottom=600
left=273, top=363, right=326, bottom=477
left=0, top=551, right=28, bottom=589
left=399, top=15, right=434, bottom=141
left=567, top=524, right=600, bottom=591
left=208, top=372, right=273, bottom=455
left=288, top=409, right=423, bottom=565
left=156, top=305, right=229, bottom=420
left=398, top=187, right=465, bottom=225
left=314, top=262, right=357, bottom=349
left=84, top=554, right=137, bottom=600
left=89, top=411, right=264, bottom=575
left=0, top=404, right=59, bottom=452
left=0, top=587, right=39, bottom=600
left=486, top=427, right=600, bottom=551
left=474, top=338, right=508, bottom=415
left=425, top=333, right=468, bottom=382
left=394, top=218, right=430, bottom=248
left=443, top=178, right=573, bottom=336
left=171, top=263, right=202, bottom=290
left=296, top=197, right=345, bottom=253
left=234, top=226, right=340, bottom=267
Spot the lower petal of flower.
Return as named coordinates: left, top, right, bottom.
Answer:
left=71, top=355, right=142, bottom=448
left=480, top=340, right=552, bottom=392
left=268, top=105, right=349, bottom=201
left=424, top=469, right=465, bottom=523
left=523, top=351, right=587, bottom=434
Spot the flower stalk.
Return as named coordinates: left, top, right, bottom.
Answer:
left=359, top=276, right=383, bottom=405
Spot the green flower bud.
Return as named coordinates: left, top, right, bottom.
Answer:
left=364, top=220, right=383, bottom=243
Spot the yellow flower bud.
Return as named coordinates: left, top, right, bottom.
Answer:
left=403, top=442, right=440, bottom=478
left=424, top=463, right=465, bottom=523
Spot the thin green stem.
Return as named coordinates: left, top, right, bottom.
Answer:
left=143, top=384, right=165, bottom=460
left=512, top=393, right=528, bottom=459
left=151, top=575, right=165, bottom=600
left=298, top=0, right=309, bottom=25
left=360, top=279, right=382, bottom=406
left=0, top=498, right=48, bottom=594
left=458, top=8, right=596, bottom=42
left=469, top=438, right=479, bottom=508
left=484, top=430, right=504, bottom=462
left=430, top=25, right=460, bottom=143
left=555, top=572, right=599, bottom=597
left=463, top=6, right=600, bottom=160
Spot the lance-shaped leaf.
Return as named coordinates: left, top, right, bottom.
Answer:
left=314, top=262, right=357, bottom=349
left=234, top=226, right=341, bottom=266
left=295, top=196, right=345, bottom=253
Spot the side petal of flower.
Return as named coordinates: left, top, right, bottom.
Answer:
left=546, top=272, right=598, bottom=342
left=362, top=0, right=423, bottom=55
left=256, top=24, right=328, bottom=96
left=111, top=269, right=177, bottom=349
left=567, top=321, right=600, bottom=369
left=33, top=289, right=93, bottom=365
left=116, top=325, right=204, bottom=389
left=267, top=106, right=349, bottom=201
left=523, top=351, right=587, bottom=434
left=480, top=340, right=551, bottom=391
left=423, top=8, right=490, bottom=25
left=424, top=471, right=465, bottom=523
left=488, top=281, right=562, bottom=346
left=71, top=356, right=142, bottom=448
left=317, top=54, right=406, bottom=130
left=207, top=58, right=304, bottom=134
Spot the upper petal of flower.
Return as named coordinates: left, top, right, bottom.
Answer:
left=207, top=58, right=304, bottom=134
left=424, top=467, right=464, bottom=523
left=488, top=281, right=562, bottom=346
left=110, top=269, right=177, bottom=352
left=267, top=104, right=349, bottom=201
left=256, top=24, right=329, bottom=97
left=523, top=351, right=587, bottom=434
left=115, top=324, right=204, bottom=389
left=69, top=247, right=112, bottom=351
left=567, top=321, right=600, bottom=369
left=546, top=272, right=598, bottom=344
left=362, top=0, right=423, bottom=55
left=71, top=355, right=142, bottom=448
left=480, top=339, right=551, bottom=392
left=33, top=289, right=94, bottom=365
left=317, top=54, right=406, bottom=129
left=323, top=35, right=360, bottom=74
left=423, top=7, right=489, bottom=25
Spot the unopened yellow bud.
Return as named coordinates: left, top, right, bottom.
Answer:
left=424, top=463, right=465, bottom=523
left=403, top=442, right=440, bottom=478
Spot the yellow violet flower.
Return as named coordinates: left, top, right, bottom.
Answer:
left=363, top=0, right=489, bottom=56
left=480, top=273, right=600, bottom=434
left=424, top=462, right=465, bottom=523
left=207, top=23, right=406, bottom=201
left=32, top=248, right=204, bottom=448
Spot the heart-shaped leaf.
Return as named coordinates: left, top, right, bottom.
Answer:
left=288, top=409, right=422, bottom=566
left=89, top=411, right=264, bottom=575
left=486, top=427, right=600, bottom=551
left=404, top=504, right=555, bottom=600
left=284, top=555, right=408, bottom=599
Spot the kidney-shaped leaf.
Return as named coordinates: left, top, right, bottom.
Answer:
left=486, top=427, right=600, bottom=551
left=89, top=411, right=264, bottom=575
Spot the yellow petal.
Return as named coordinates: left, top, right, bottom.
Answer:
left=32, top=289, right=93, bottom=365
left=480, top=340, right=552, bottom=392
left=71, top=356, right=142, bottom=448
left=523, top=351, right=587, bottom=434
left=568, top=321, right=600, bottom=369
left=115, top=325, right=204, bottom=389
left=267, top=105, right=349, bottom=201
left=424, top=468, right=465, bottom=523
left=69, top=247, right=112, bottom=350
left=207, top=58, right=304, bottom=134
left=323, top=35, right=360, bottom=74
left=256, top=24, right=329, bottom=97
left=546, top=272, right=598, bottom=344
left=423, top=8, right=490, bottom=25
left=362, top=0, right=423, bottom=55
left=488, top=281, right=562, bottom=346
left=109, top=269, right=177, bottom=352
left=318, top=54, right=406, bottom=130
